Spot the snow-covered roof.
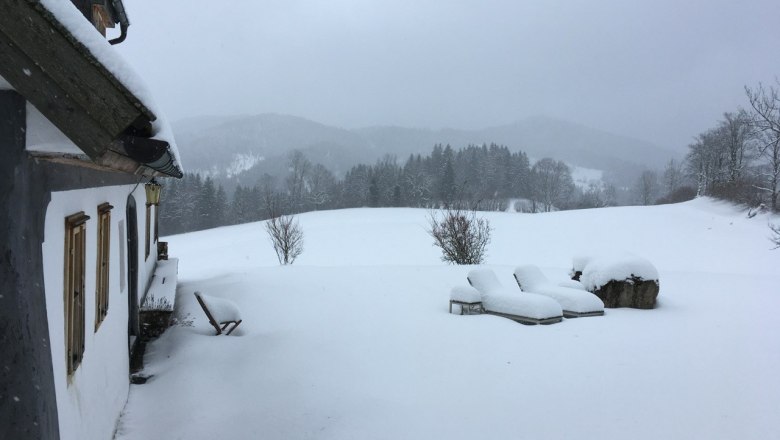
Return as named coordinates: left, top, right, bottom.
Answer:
left=2, top=0, right=183, bottom=177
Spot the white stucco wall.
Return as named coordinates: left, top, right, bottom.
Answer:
left=42, top=183, right=158, bottom=440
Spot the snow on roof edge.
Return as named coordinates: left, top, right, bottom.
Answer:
left=36, top=0, right=184, bottom=174
left=0, top=74, right=13, bottom=90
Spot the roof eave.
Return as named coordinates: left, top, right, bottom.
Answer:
left=0, top=0, right=183, bottom=178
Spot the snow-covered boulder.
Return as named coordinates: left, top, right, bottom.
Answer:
left=578, top=254, right=660, bottom=309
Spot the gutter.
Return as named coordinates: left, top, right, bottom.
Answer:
left=121, top=135, right=184, bottom=178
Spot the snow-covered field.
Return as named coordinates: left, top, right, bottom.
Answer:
left=116, top=198, right=780, bottom=440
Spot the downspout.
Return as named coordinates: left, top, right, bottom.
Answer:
left=109, top=0, right=130, bottom=45
left=109, top=22, right=128, bottom=45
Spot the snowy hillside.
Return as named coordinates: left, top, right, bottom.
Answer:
left=174, top=114, right=677, bottom=185
left=116, top=199, right=780, bottom=440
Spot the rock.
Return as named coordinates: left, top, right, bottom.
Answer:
left=591, top=276, right=659, bottom=309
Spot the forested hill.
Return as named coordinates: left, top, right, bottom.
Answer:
left=173, top=114, right=678, bottom=185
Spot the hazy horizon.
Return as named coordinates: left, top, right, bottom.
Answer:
left=117, top=0, right=780, bottom=152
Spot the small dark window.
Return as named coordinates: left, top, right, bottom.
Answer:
left=95, top=203, right=112, bottom=330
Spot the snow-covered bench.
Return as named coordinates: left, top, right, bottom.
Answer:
left=513, top=265, right=604, bottom=318
left=141, top=258, right=179, bottom=312
left=449, top=286, right=483, bottom=315
left=467, top=269, right=563, bottom=325
left=194, top=292, right=243, bottom=335
left=138, top=258, right=179, bottom=341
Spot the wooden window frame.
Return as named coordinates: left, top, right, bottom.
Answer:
left=64, top=212, right=89, bottom=377
left=95, top=203, right=112, bottom=330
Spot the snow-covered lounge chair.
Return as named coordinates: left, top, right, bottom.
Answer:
left=513, top=265, right=604, bottom=318
left=194, top=292, right=243, bottom=335
left=467, top=269, right=563, bottom=325
left=449, top=286, right=483, bottom=315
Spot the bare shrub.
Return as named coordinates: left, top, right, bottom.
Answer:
left=265, top=214, right=304, bottom=264
left=428, top=207, right=491, bottom=264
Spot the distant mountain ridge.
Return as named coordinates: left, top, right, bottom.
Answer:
left=172, top=114, right=679, bottom=185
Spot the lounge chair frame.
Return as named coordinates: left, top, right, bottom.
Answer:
left=194, top=292, right=243, bottom=335
left=482, top=310, right=562, bottom=325
left=512, top=272, right=604, bottom=319
left=467, top=274, right=563, bottom=325
left=561, top=309, right=605, bottom=318
left=449, top=300, right=483, bottom=315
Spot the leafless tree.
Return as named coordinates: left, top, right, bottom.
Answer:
left=530, top=158, right=574, bottom=212
left=771, top=223, right=780, bottom=249
left=746, top=82, right=780, bottom=211
left=428, top=206, right=491, bottom=264
left=306, top=163, right=336, bottom=210
left=721, top=111, right=752, bottom=184
left=634, top=170, right=659, bottom=205
left=265, top=204, right=304, bottom=265
left=285, top=150, right=311, bottom=212
left=663, top=158, right=684, bottom=197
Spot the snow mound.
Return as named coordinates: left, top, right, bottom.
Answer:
left=196, top=292, right=241, bottom=322
left=558, top=279, right=586, bottom=290
left=579, top=254, right=659, bottom=291
left=572, top=255, right=593, bottom=273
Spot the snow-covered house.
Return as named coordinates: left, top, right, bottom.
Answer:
left=0, top=1, right=183, bottom=439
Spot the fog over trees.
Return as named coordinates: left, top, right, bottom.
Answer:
left=683, top=81, right=780, bottom=210
left=157, top=82, right=780, bottom=236
left=160, top=143, right=615, bottom=235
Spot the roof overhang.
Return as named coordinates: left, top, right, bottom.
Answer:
left=0, top=0, right=182, bottom=178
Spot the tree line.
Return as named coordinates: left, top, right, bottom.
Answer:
left=684, top=82, right=780, bottom=211
left=159, top=144, right=622, bottom=235
left=630, top=81, right=780, bottom=211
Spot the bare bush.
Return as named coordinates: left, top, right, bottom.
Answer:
left=265, top=214, right=304, bottom=264
left=428, top=207, right=491, bottom=264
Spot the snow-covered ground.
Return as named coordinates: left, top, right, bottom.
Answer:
left=115, top=198, right=780, bottom=440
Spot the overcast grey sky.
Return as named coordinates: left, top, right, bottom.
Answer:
left=118, top=0, right=780, bottom=151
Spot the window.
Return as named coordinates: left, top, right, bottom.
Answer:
left=95, top=203, right=112, bottom=330
left=65, top=212, right=89, bottom=376
left=144, top=204, right=151, bottom=260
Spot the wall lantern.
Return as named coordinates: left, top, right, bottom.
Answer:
left=144, top=179, right=162, bottom=205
